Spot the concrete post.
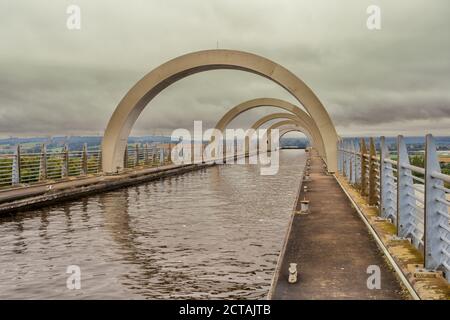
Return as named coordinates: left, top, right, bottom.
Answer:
left=397, top=135, right=415, bottom=239
left=368, top=137, right=377, bottom=206
left=424, top=134, right=449, bottom=275
left=39, top=144, right=47, bottom=181
left=360, top=138, right=368, bottom=196
left=81, top=143, right=88, bottom=175
left=11, top=144, right=21, bottom=185
left=61, top=144, right=69, bottom=178
left=379, top=137, right=396, bottom=221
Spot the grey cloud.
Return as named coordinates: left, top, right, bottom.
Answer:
left=0, top=0, right=449, bottom=137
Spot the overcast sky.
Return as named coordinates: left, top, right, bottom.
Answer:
left=0, top=0, right=449, bottom=138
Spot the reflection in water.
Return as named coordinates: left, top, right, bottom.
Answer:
left=0, top=150, right=305, bottom=299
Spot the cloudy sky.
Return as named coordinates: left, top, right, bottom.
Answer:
left=0, top=0, right=449, bottom=138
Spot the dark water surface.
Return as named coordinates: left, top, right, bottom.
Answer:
left=0, top=150, right=305, bottom=299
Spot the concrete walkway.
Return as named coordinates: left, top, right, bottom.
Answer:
left=270, top=151, right=407, bottom=299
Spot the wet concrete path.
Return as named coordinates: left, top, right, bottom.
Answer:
left=271, top=150, right=407, bottom=299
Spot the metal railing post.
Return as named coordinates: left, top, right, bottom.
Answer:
left=39, top=144, right=47, bottom=181
left=354, top=139, right=361, bottom=186
left=123, top=146, right=129, bottom=169
left=152, top=147, right=157, bottom=165
left=379, top=136, right=396, bottom=221
left=167, top=142, right=172, bottom=164
left=202, top=143, right=205, bottom=164
left=350, top=140, right=357, bottom=184
left=342, top=140, right=345, bottom=175
left=61, top=144, right=69, bottom=178
left=424, top=134, right=449, bottom=275
left=337, top=141, right=341, bottom=173
left=160, top=147, right=164, bottom=165
left=98, top=149, right=102, bottom=173
left=144, top=143, right=149, bottom=166
left=360, top=138, right=368, bottom=196
left=344, top=140, right=350, bottom=179
left=368, top=137, right=377, bottom=205
left=134, top=144, right=140, bottom=167
left=81, top=143, right=88, bottom=175
left=397, top=135, right=415, bottom=239
left=12, top=144, right=21, bottom=185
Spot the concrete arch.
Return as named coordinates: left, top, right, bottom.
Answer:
left=269, top=120, right=309, bottom=133
left=279, top=127, right=311, bottom=142
left=265, top=120, right=314, bottom=150
left=102, top=49, right=338, bottom=173
left=214, top=98, right=325, bottom=158
left=277, top=127, right=312, bottom=149
left=263, top=125, right=312, bottom=149
left=250, top=113, right=307, bottom=131
left=270, top=125, right=314, bottom=151
left=247, top=112, right=319, bottom=148
left=245, top=112, right=320, bottom=152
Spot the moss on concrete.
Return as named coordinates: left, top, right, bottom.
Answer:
left=337, top=174, right=450, bottom=300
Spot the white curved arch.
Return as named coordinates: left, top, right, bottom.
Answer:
left=276, top=127, right=311, bottom=149
left=102, top=50, right=338, bottom=172
left=279, top=127, right=311, bottom=143
left=265, top=120, right=314, bottom=150
left=246, top=112, right=318, bottom=150
left=214, top=98, right=325, bottom=158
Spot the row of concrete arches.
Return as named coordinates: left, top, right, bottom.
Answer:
left=213, top=97, right=322, bottom=156
left=101, top=49, right=338, bottom=172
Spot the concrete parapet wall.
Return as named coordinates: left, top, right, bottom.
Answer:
left=0, top=163, right=214, bottom=216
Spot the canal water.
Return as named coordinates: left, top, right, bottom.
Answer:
left=0, top=150, right=305, bottom=299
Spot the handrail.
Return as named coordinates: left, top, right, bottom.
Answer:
left=401, top=163, right=425, bottom=175
left=0, top=142, right=175, bottom=189
left=337, top=134, right=450, bottom=283
left=384, top=158, right=397, bottom=165
left=431, top=171, right=450, bottom=184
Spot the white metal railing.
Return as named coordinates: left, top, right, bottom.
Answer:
left=0, top=143, right=176, bottom=189
left=338, top=134, right=450, bottom=282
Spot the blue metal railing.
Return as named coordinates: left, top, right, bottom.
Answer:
left=338, top=134, right=450, bottom=282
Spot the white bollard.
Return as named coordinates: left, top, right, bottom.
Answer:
left=300, top=200, right=310, bottom=213
left=288, top=263, right=298, bottom=283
